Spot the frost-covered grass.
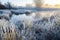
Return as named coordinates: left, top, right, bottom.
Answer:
left=0, top=11, right=60, bottom=40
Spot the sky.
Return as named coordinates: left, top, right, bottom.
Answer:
left=0, top=0, right=34, bottom=6
left=0, top=0, right=60, bottom=6
left=44, top=0, right=60, bottom=5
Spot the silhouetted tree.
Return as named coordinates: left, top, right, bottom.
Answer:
left=34, top=0, right=43, bottom=8
left=4, top=2, right=12, bottom=9
left=0, top=2, right=6, bottom=9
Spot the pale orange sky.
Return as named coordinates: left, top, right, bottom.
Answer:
left=44, top=0, right=60, bottom=5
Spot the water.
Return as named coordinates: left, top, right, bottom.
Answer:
left=0, top=9, right=60, bottom=40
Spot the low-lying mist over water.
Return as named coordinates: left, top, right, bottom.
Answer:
left=0, top=10, right=60, bottom=40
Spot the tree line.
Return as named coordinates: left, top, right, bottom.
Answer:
left=0, top=0, right=43, bottom=9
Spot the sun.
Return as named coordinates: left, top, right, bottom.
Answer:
left=44, top=0, right=60, bottom=5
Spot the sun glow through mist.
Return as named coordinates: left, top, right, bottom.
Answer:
left=44, top=0, right=60, bottom=5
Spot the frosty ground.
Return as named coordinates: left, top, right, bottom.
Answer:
left=0, top=10, right=60, bottom=40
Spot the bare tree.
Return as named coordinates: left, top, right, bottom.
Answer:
left=34, top=0, right=43, bottom=8
left=4, top=2, right=12, bottom=9
left=0, top=1, right=2, bottom=4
